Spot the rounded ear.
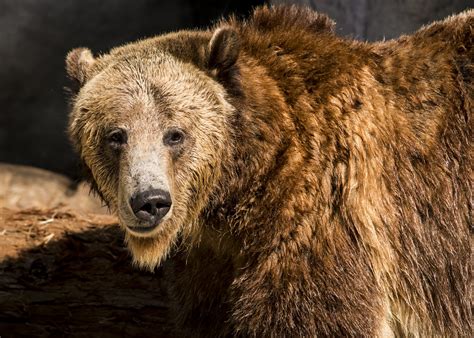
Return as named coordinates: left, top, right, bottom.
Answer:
left=66, top=48, right=96, bottom=85
left=207, top=27, right=240, bottom=72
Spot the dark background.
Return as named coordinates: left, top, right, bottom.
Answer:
left=0, top=0, right=471, bottom=178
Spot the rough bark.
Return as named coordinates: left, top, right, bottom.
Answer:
left=0, top=208, right=170, bottom=337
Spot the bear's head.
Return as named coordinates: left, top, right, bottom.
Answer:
left=66, top=6, right=336, bottom=269
left=66, top=28, right=240, bottom=269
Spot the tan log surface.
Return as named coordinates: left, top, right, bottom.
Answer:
left=0, top=208, right=170, bottom=337
left=0, top=163, right=108, bottom=214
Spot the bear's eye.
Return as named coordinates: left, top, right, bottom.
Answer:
left=107, top=128, right=127, bottom=150
left=163, top=128, right=185, bottom=147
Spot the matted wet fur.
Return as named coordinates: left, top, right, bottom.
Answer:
left=66, top=5, right=472, bottom=337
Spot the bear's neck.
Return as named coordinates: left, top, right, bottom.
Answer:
left=200, top=52, right=329, bottom=253
left=200, top=34, right=386, bottom=257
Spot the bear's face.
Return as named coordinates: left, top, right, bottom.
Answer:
left=67, top=29, right=239, bottom=269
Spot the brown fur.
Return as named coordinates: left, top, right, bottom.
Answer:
left=66, top=6, right=472, bottom=337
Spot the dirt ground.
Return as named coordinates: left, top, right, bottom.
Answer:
left=0, top=208, right=171, bottom=337
left=0, top=165, right=171, bottom=337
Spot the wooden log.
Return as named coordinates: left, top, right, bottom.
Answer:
left=0, top=163, right=107, bottom=214
left=0, top=208, right=171, bottom=337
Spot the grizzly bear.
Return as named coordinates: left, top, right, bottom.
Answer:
left=65, top=6, right=472, bottom=337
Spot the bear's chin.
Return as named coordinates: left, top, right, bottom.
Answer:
left=124, top=227, right=180, bottom=271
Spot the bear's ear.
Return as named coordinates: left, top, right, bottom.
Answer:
left=66, top=48, right=96, bottom=86
left=207, top=26, right=240, bottom=74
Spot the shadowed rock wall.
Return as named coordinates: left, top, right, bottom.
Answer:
left=273, top=0, right=471, bottom=40
left=0, top=0, right=261, bottom=177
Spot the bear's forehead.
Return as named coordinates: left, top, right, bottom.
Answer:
left=77, top=53, right=223, bottom=116
left=83, top=53, right=220, bottom=100
left=96, top=53, right=207, bottom=92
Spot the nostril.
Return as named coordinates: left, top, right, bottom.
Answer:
left=141, top=202, right=153, bottom=214
left=155, top=202, right=170, bottom=209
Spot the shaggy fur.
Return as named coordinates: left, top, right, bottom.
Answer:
left=66, top=6, right=472, bottom=337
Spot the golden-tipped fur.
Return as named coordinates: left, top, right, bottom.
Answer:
left=66, top=5, right=472, bottom=337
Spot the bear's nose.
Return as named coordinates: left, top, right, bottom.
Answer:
left=129, top=189, right=172, bottom=231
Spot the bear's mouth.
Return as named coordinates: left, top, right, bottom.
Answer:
left=126, top=221, right=161, bottom=234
